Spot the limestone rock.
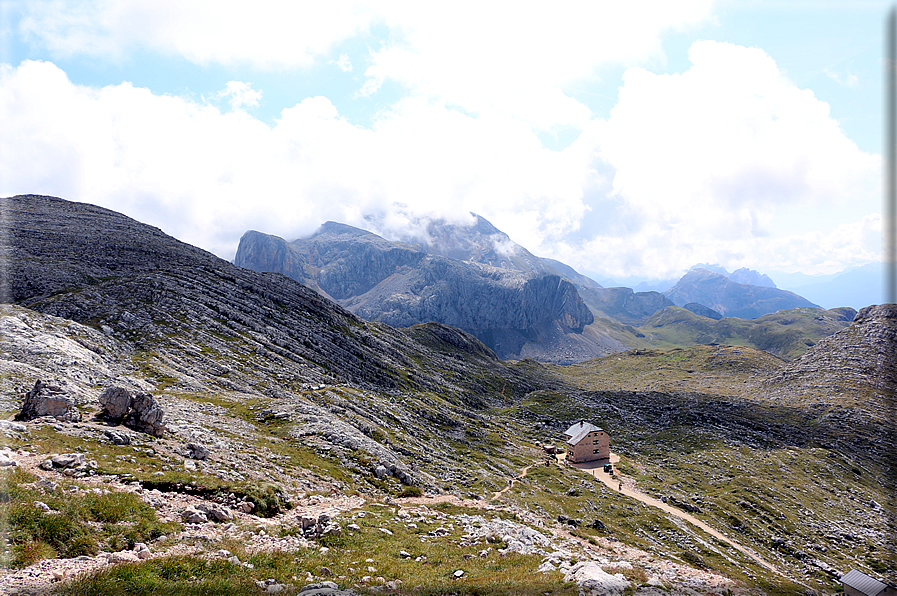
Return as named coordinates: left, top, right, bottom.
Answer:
left=0, top=420, right=27, bottom=433
left=99, top=386, right=132, bottom=420
left=181, top=506, right=208, bottom=524
left=131, top=392, right=165, bottom=437
left=296, top=581, right=353, bottom=596
left=104, top=429, right=130, bottom=445
left=186, top=442, right=209, bottom=460
left=563, top=561, right=629, bottom=595
left=0, top=450, right=17, bottom=467
left=111, top=551, right=140, bottom=563
left=17, top=380, right=81, bottom=422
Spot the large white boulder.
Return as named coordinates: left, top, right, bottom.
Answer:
left=563, top=561, right=630, bottom=596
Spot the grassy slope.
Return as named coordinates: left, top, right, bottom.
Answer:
left=2, top=310, right=891, bottom=595
left=627, top=307, right=855, bottom=361
left=520, top=345, right=896, bottom=591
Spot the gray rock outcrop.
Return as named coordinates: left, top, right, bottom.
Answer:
left=98, top=385, right=165, bottom=437
left=99, top=386, right=132, bottom=420
left=17, top=380, right=81, bottom=422
left=131, top=391, right=165, bottom=437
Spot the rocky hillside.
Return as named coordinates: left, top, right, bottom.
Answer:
left=665, top=268, right=817, bottom=318
left=235, top=224, right=606, bottom=364
left=2, top=194, right=894, bottom=595
left=760, top=304, right=897, bottom=416
left=3, top=194, right=534, bottom=401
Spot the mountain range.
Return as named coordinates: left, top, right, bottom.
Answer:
left=1, top=194, right=894, bottom=595
left=235, top=214, right=852, bottom=363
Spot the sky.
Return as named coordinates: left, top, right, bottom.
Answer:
left=0, top=0, right=890, bottom=282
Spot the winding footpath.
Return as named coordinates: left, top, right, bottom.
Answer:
left=491, top=463, right=535, bottom=500
left=559, top=454, right=780, bottom=575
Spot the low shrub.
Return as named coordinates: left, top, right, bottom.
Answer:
left=397, top=485, right=422, bottom=498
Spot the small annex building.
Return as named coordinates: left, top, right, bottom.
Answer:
left=842, top=569, right=897, bottom=596
left=564, top=420, right=610, bottom=463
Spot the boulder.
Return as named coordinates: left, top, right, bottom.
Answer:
left=209, top=504, right=233, bottom=522
left=104, top=429, right=130, bottom=445
left=181, top=506, right=209, bottom=524
left=131, top=392, right=165, bottom=437
left=51, top=453, right=86, bottom=468
left=186, top=442, right=209, bottom=460
left=563, top=561, right=629, bottom=595
left=99, top=386, right=132, bottom=420
left=17, top=380, right=81, bottom=422
left=193, top=502, right=233, bottom=522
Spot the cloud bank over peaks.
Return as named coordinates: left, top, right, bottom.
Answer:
left=558, top=40, right=881, bottom=279
left=0, top=30, right=881, bottom=281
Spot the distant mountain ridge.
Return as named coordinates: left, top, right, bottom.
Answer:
left=664, top=268, right=818, bottom=318
left=236, top=216, right=837, bottom=363
left=770, top=262, right=883, bottom=310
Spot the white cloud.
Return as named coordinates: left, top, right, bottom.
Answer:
left=823, top=66, right=858, bottom=88
left=558, top=40, right=880, bottom=278
left=18, top=0, right=376, bottom=68
left=334, top=53, right=353, bottom=72
left=213, top=81, right=262, bottom=111
left=18, top=1, right=717, bottom=130
left=0, top=61, right=589, bottom=259
left=360, top=1, right=716, bottom=130
left=0, top=27, right=881, bottom=279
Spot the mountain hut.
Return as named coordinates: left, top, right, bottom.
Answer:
left=564, top=420, right=610, bottom=463
left=842, top=570, right=897, bottom=596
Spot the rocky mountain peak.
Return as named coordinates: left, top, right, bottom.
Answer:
left=665, top=268, right=816, bottom=318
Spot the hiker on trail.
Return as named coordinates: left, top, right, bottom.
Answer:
left=618, top=482, right=623, bottom=491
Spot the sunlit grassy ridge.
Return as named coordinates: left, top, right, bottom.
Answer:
left=626, top=306, right=854, bottom=360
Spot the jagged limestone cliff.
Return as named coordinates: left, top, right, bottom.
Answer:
left=235, top=224, right=601, bottom=363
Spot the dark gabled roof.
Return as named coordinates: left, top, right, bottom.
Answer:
left=564, top=421, right=602, bottom=437
left=842, top=569, right=887, bottom=596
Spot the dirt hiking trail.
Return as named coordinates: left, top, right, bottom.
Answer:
left=559, top=453, right=780, bottom=574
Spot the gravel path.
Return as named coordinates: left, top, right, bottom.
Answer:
left=564, top=453, right=781, bottom=575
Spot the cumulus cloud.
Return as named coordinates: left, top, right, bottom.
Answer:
left=0, top=61, right=588, bottom=259
left=18, top=0, right=376, bottom=68
left=2, top=12, right=882, bottom=279
left=18, top=1, right=716, bottom=130
left=557, top=40, right=880, bottom=278
left=360, top=1, right=716, bottom=130
left=213, top=81, right=262, bottom=111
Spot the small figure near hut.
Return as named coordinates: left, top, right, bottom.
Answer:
left=564, top=420, right=610, bottom=464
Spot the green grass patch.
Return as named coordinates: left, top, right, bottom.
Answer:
left=1, top=467, right=180, bottom=567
